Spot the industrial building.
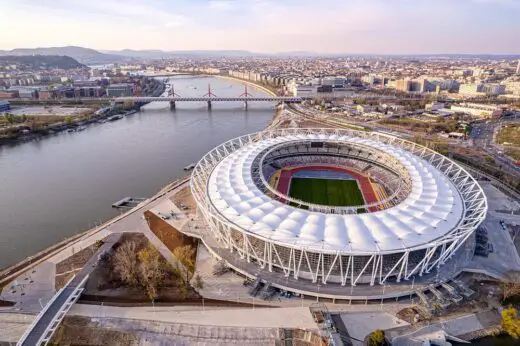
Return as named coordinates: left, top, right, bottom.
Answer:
left=106, top=83, right=134, bottom=97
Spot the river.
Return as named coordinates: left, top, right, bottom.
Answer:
left=0, top=76, right=275, bottom=269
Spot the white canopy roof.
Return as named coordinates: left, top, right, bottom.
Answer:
left=207, top=134, right=464, bottom=254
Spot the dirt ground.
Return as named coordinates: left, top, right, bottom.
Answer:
left=144, top=211, right=198, bottom=254
left=49, top=316, right=137, bottom=346
left=170, top=186, right=197, bottom=212
left=49, top=316, right=326, bottom=346
left=55, top=241, right=101, bottom=290
left=82, top=233, right=200, bottom=304
left=298, top=119, right=329, bottom=128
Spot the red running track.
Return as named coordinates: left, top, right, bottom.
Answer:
left=275, top=165, right=378, bottom=205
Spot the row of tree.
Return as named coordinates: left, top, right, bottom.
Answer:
left=112, top=241, right=202, bottom=301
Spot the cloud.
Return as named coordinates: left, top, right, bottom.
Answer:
left=0, top=0, right=518, bottom=53
left=208, top=0, right=234, bottom=10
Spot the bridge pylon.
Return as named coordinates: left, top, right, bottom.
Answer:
left=203, top=84, right=217, bottom=110
left=239, top=84, right=253, bottom=110
left=168, top=85, right=181, bottom=110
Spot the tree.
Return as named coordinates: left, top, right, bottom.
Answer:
left=366, top=329, right=386, bottom=346
left=112, top=241, right=139, bottom=287
left=193, top=274, right=204, bottom=291
left=172, top=245, right=196, bottom=290
left=501, top=307, right=520, bottom=339
left=138, top=245, right=165, bottom=301
left=501, top=282, right=520, bottom=302
left=3, top=113, right=14, bottom=124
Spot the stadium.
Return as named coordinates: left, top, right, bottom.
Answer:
left=190, top=128, right=487, bottom=294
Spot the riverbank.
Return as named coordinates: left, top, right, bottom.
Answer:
left=0, top=78, right=165, bottom=147
left=214, top=75, right=278, bottom=97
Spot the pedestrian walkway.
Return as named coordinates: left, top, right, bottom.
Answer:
left=18, top=233, right=121, bottom=346
left=69, top=304, right=318, bottom=330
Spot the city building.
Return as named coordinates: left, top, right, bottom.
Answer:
left=106, top=83, right=134, bottom=97
left=458, top=84, right=485, bottom=96
left=395, top=79, right=411, bottom=92
left=75, top=86, right=105, bottom=98
left=451, top=103, right=503, bottom=118
left=516, top=60, right=520, bottom=75
left=459, top=83, right=505, bottom=96
left=9, top=86, right=39, bottom=99
left=38, top=89, right=57, bottom=100
left=0, top=90, right=19, bottom=99
left=425, top=102, right=445, bottom=112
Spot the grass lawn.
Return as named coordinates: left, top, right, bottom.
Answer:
left=288, top=178, right=365, bottom=206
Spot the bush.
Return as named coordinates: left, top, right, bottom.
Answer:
left=366, top=329, right=387, bottom=346
left=501, top=307, right=520, bottom=339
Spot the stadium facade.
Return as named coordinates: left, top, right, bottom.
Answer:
left=190, top=128, right=487, bottom=288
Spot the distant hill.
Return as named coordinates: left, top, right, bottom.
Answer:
left=0, top=55, right=86, bottom=69
left=0, top=46, right=125, bottom=64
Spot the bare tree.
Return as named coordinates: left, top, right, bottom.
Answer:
left=112, top=241, right=138, bottom=286
left=501, top=282, right=520, bottom=302
left=193, top=274, right=204, bottom=291
left=138, top=245, right=165, bottom=301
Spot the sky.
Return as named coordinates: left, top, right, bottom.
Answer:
left=0, top=0, right=519, bottom=54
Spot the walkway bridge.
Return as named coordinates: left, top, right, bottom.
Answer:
left=17, top=233, right=121, bottom=346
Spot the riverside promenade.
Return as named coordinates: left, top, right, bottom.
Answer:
left=0, top=178, right=190, bottom=343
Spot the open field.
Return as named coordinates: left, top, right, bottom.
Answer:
left=497, top=124, right=520, bottom=146
left=10, top=106, right=93, bottom=117
left=289, top=178, right=364, bottom=206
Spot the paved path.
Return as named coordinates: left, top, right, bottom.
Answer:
left=69, top=303, right=317, bottom=330
left=19, top=233, right=121, bottom=346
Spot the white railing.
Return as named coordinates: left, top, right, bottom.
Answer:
left=17, top=275, right=89, bottom=346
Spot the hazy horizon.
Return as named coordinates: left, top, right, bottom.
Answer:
left=1, top=0, right=520, bottom=54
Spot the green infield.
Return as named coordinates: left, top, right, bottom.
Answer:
left=288, top=178, right=365, bottom=207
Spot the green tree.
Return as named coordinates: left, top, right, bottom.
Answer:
left=501, top=307, right=520, bottom=339
left=3, top=113, right=14, bottom=124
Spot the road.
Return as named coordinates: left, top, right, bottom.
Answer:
left=19, top=233, right=121, bottom=346
left=290, top=104, right=416, bottom=139
left=471, top=119, right=520, bottom=174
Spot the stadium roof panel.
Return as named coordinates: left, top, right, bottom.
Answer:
left=206, top=134, right=465, bottom=254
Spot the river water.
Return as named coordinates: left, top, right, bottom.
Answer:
left=0, top=76, right=275, bottom=268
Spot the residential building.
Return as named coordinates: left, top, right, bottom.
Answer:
left=459, top=84, right=485, bottom=96
left=395, top=79, right=411, bottom=92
